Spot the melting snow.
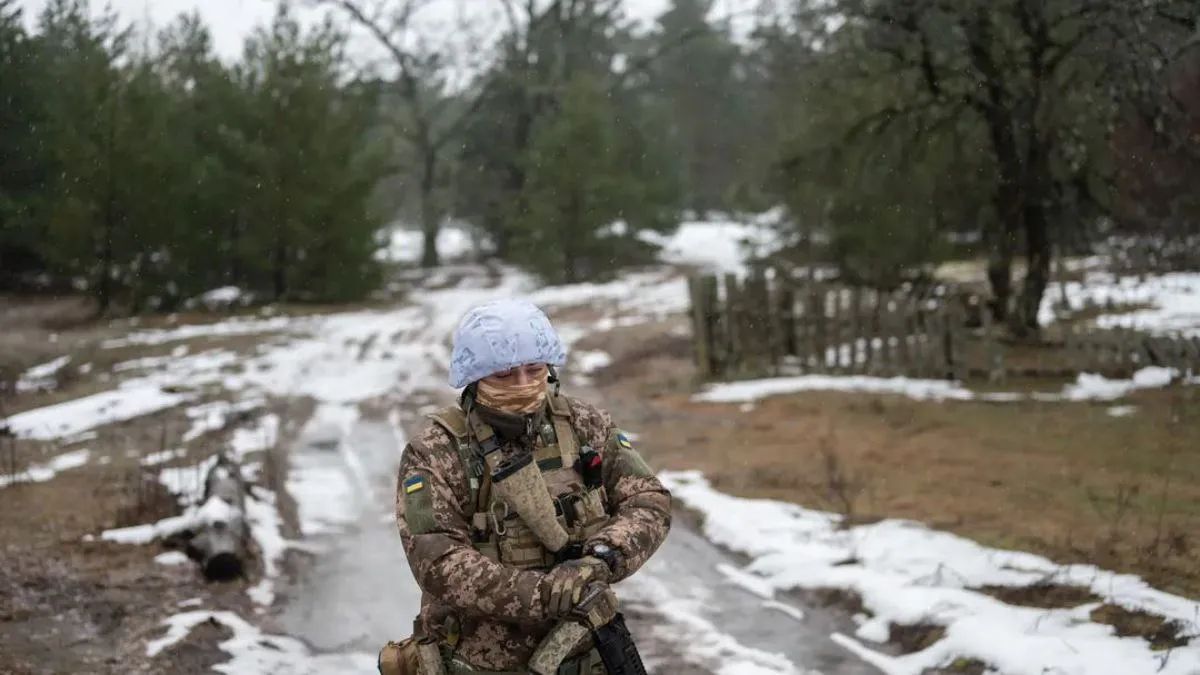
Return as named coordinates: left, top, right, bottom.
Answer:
left=145, top=609, right=374, bottom=672
left=102, top=315, right=293, bottom=349
left=0, top=448, right=91, bottom=489
left=15, top=355, right=71, bottom=392
left=696, top=367, right=1194, bottom=405
left=662, top=471, right=1200, bottom=675
left=1042, top=271, right=1200, bottom=337
left=154, top=550, right=190, bottom=566
left=638, top=210, right=787, bottom=274
left=3, top=384, right=189, bottom=441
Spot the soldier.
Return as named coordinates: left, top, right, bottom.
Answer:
left=392, top=298, right=672, bottom=674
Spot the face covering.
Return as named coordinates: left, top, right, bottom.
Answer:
left=476, top=369, right=549, bottom=415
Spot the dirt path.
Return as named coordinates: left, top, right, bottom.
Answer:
left=267, top=272, right=876, bottom=674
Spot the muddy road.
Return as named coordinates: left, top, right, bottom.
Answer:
left=275, top=413, right=876, bottom=675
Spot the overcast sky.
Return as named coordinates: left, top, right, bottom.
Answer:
left=15, top=1, right=732, bottom=60
left=16, top=0, right=773, bottom=85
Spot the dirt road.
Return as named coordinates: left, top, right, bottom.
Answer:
left=269, top=269, right=877, bottom=675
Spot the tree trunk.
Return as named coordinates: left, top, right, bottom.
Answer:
left=272, top=225, right=287, bottom=301
left=985, top=213, right=1017, bottom=323
left=1014, top=202, right=1051, bottom=336
left=97, top=88, right=120, bottom=316
left=419, top=148, right=439, bottom=268
left=227, top=208, right=243, bottom=285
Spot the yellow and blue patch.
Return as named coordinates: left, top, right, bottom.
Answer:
left=616, top=432, right=633, bottom=449
left=403, top=475, right=426, bottom=494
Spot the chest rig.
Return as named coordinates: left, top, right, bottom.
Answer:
left=427, top=393, right=611, bottom=570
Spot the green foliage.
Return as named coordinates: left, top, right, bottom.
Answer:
left=0, top=0, right=52, bottom=281
left=516, top=75, right=677, bottom=283
left=0, top=0, right=384, bottom=309
left=767, top=0, right=1197, bottom=305
left=641, top=0, right=753, bottom=214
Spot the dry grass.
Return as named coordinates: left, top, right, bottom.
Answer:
left=589, top=318, right=1200, bottom=599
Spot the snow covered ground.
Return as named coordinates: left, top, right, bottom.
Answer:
left=6, top=217, right=1200, bottom=673
left=695, top=366, right=1198, bottom=406
left=664, top=471, right=1200, bottom=675
left=0, top=448, right=90, bottom=489
left=1041, top=271, right=1200, bottom=337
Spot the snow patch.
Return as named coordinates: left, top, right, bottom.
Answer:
left=3, top=384, right=189, bottom=440
left=16, top=355, right=70, bottom=392
left=640, top=210, right=787, bottom=274
left=1061, top=366, right=1178, bottom=401
left=696, top=367, right=1193, bottom=405
left=376, top=223, right=481, bottom=264
left=101, top=494, right=238, bottom=545
left=696, top=375, right=975, bottom=403
left=145, top=609, right=374, bottom=672
left=102, top=315, right=293, bottom=349
left=154, top=550, right=190, bottom=566
left=662, top=471, right=1200, bottom=675
left=0, top=449, right=91, bottom=489
left=1042, top=271, right=1200, bottom=337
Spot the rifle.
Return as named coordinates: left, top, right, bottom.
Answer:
left=492, top=451, right=647, bottom=675
left=528, top=584, right=647, bottom=675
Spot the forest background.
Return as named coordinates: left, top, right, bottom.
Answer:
left=1, top=0, right=1197, bottom=335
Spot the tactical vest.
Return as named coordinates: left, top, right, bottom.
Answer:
left=426, top=393, right=611, bottom=570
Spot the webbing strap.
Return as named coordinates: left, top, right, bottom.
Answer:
left=547, top=394, right=580, bottom=468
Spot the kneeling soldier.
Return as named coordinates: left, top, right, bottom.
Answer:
left=390, top=299, right=671, bottom=674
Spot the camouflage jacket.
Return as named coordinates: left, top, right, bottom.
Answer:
left=395, top=395, right=671, bottom=670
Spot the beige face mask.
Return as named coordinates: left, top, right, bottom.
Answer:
left=476, top=369, right=549, bottom=415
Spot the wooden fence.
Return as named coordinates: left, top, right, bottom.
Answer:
left=688, top=273, right=969, bottom=380
left=688, top=272, right=1200, bottom=382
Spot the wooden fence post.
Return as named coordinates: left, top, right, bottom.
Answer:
left=810, top=284, right=825, bottom=373
left=688, top=275, right=717, bottom=378
left=723, top=274, right=741, bottom=377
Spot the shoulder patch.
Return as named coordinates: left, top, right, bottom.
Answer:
left=403, top=471, right=436, bottom=534
left=403, top=475, right=426, bottom=494
left=608, top=429, right=653, bottom=478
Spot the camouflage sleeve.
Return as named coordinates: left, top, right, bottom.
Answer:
left=568, top=398, right=672, bottom=583
left=396, top=424, right=550, bottom=624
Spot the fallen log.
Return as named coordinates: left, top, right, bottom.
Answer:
left=186, top=457, right=249, bottom=581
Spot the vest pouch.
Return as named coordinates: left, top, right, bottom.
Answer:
left=490, top=452, right=569, bottom=553
left=378, top=639, right=419, bottom=675
left=577, top=488, right=609, bottom=539
left=497, top=517, right=555, bottom=569
left=378, top=638, right=446, bottom=675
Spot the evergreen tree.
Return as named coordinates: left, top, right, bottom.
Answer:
left=236, top=3, right=384, bottom=301
left=517, top=75, right=677, bottom=283
left=34, top=0, right=130, bottom=310
left=644, top=0, right=748, bottom=215
left=0, top=0, right=51, bottom=285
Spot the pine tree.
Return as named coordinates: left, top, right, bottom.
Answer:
left=517, top=75, right=677, bottom=283
left=0, top=0, right=52, bottom=285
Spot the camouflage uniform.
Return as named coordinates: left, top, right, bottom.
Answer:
left=395, top=393, right=671, bottom=672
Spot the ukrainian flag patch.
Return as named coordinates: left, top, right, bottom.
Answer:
left=617, top=432, right=633, bottom=449
left=403, top=475, right=426, bottom=494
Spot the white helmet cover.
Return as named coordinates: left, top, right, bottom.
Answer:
left=448, top=299, right=567, bottom=388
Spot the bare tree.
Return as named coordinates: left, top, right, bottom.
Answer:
left=793, top=0, right=1198, bottom=334
left=311, top=0, right=500, bottom=267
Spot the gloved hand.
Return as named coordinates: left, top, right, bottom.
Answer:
left=566, top=581, right=619, bottom=629
left=540, top=557, right=609, bottom=618
left=559, top=555, right=611, bottom=583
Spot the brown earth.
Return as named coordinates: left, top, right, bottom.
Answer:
left=584, top=315, right=1200, bottom=600
left=0, top=305, right=308, bottom=674
left=0, top=398, right=308, bottom=674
